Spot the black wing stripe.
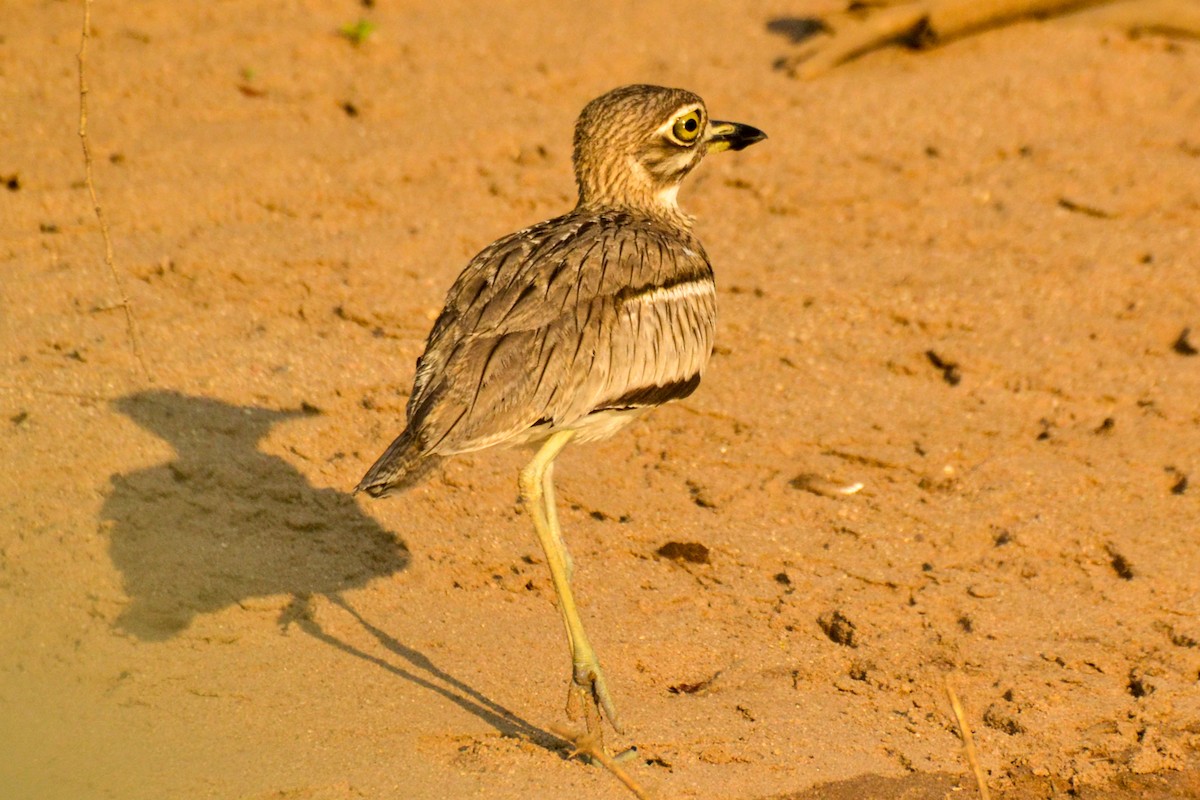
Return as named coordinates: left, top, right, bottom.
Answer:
left=594, top=372, right=702, bottom=411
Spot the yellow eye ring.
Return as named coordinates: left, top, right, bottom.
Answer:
left=670, top=110, right=703, bottom=145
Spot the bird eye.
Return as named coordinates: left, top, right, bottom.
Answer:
left=669, top=110, right=703, bottom=145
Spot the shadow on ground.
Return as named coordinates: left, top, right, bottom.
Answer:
left=757, top=766, right=1200, bottom=799
left=103, top=389, right=409, bottom=640
left=282, top=593, right=567, bottom=751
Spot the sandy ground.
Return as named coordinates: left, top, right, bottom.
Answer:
left=3, top=1, right=1200, bottom=798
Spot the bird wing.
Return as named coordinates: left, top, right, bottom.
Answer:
left=405, top=211, right=716, bottom=456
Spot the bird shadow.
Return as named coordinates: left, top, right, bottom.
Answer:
left=103, top=389, right=566, bottom=751
left=103, top=389, right=408, bottom=640
left=283, top=592, right=569, bottom=752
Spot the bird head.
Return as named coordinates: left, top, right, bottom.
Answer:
left=572, top=84, right=766, bottom=221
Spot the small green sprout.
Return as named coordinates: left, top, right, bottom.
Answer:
left=338, top=19, right=376, bottom=47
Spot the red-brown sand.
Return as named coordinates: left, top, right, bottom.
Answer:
left=3, top=2, right=1199, bottom=798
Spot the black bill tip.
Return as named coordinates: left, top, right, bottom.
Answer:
left=708, top=120, right=767, bottom=152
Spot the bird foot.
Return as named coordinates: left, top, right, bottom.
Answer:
left=566, top=658, right=624, bottom=736
left=549, top=724, right=651, bottom=800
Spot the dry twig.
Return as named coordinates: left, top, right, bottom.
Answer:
left=945, top=676, right=991, bottom=800
left=1066, top=0, right=1200, bottom=38
left=778, top=0, right=1196, bottom=78
left=78, top=0, right=152, bottom=384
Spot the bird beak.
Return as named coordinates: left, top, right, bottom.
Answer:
left=706, top=120, right=767, bottom=153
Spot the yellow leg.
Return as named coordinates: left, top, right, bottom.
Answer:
left=541, top=452, right=573, bottom=583
left=519, top=431, right=623, bottom=738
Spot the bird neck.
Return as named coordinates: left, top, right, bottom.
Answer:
left=575, top=184, right=694, bottom=229
left=574, top=155, right=694, bottom=228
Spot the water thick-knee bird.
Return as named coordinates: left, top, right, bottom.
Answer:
left=357, top=84, right=765, bottom=742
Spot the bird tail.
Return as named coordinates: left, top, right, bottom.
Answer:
left=355, top=428, right=441, bottom=497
